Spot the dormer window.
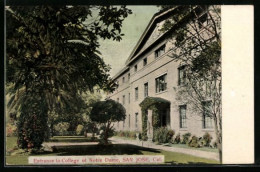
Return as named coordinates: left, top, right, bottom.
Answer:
left=155, top=44, right=166, bottom=58
left=143, top=58, right=147, bottom=66
left=198, top=13, right=208, bottom=29
left=134, top=64, right=138, bottom=72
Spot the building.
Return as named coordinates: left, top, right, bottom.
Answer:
left=107, top=6, right=220, bottom=142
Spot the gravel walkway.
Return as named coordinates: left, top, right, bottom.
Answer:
left=109, top=137, right=219, bottom=161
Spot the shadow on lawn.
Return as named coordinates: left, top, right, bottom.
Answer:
left=49, top=136, right=99, bottom=143
left=49, top=144, right=161, bottom=156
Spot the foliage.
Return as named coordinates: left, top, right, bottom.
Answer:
left=6, top=5, right=131, bottom=149
left=188, top=135, right=200, bottom=148
left=17, top=94, right=48, bottom=150
left=202, top=132, right=213, bottom=147
left=76, top=125, right=84, bottom=136
left=6, top=123, right=17, bottom=137
left=160, top=5, right=222, bottom=162
left=153, top=127, right=175, bottom=144
left=181, top=132, right=191, bottom=144
left=174, top=133, right=181, bottom=144
left=99, top=125, right=115, bottom=145
left=114, top=131, right=137, bottom=139
left=139, top=97, right=170, bottom=140
left=90, top=99, right=126, bottom=144
left=53, top=122, right=70, bottom=136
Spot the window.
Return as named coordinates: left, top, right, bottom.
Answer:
left=155, top=74, right=167, bottom=93
left=178, top=66, right=186, bottom=86
left=122, top=77, right=125, bottom=83
left=155, top=44, right=165, bottom=58
left=128, top=93, right=130, bottom=103
left=144, top=83, right=148, bottom=98
left=134, top=65, right=138, bottom=72
left=116, top=80, right=119, bottom=87
left=122, top=95, right=125, bottom=105
left=117, top=98, right=119, bottom=102
left=123, top=119, right=125, bottom=128
left=179, top=105, right=187, bottom=128
left=128, top=73, right=130, bottom=81
left=198, top=13, right=208, bottom=29
left=135, top=113, right=138, bottom=130
left=128, top=114, right=131, bottom=128
left=202, top=101, right=213, bottom=129
left=143, top=58, right=147, bottom=66
left=135, top=87, right=138, bottom=101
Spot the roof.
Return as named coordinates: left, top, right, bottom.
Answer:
left=139, top=96, right=171, bottom=109
left=125, top=6, right=179, bottom=65
left=111, top=66, right=129, bottom=80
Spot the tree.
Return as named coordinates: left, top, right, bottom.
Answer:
left=90, top=99, right=126, bottom=145
left=6, top=5, right=132, bottom=150
left=160, top=5, right=222, bottom=162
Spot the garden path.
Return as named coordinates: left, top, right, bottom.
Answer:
left=109, top=137, right=219, bottom=161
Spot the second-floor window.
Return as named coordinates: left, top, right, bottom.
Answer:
left=122, top=77, right=125, bottom=83
left=178, top=66, right=186, bottom=86
left=144, top=82, right=148, bottom=98
left=155, top=44, right=165, bottom=58
left=143, top=58, right=147, bottom=66
left=128, top=93, right=130, bottom=103
left=135, top=87, right=138, bottom=101
left=128, top=73, right=130, bottom=81
left=155, top=74, right=167, bottom=93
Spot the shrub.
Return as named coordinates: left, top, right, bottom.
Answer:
left=99, top=125, right=115, bottom=144
left=213, top=141, right=218, bottom=148
left=153, top=127, right=174, bottom=144
left=181, top=132, right=191, bottom=144
left=114, top=131, right=137, bottom=139
left=188, top=135, right=200, bottom=148
left=203, top=132, right=213, bottom=147
left=167, top=129, right=175, bottom=143
left=174, top=133, right=181, bottom=144
left=54, top=122, right=70, bottom=136
left=76, top=125, right=84, bottom=136
left=6, top=123, right=17, bottom=137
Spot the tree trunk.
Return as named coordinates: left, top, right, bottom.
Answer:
left=103, top=123, right=110, bottom=145
left=213, top=115, right=222, bottom=163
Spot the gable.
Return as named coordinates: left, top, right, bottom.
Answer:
left=138, top=20, right=165, bottom=54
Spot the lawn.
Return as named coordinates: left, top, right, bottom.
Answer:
left=5, top=136, right=219, bottom=165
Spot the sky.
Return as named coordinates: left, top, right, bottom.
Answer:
left=98, top=6, right=159, bottom=77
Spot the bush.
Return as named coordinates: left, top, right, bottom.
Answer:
left=76, top=125, right=84, bottom=136
left=188, top=135, right=200, bottom=148
left=54, top=122, right=70, bottom=136
left=203, top=132, right=213, bottom=147
left=114, top=131, right=137, bottom=139
left=153, top=127, right=174, bottom=144
left=99, top=125, right=115, bottom=144
left=174, top=133, right=181, bottom=144
left=213, top=141, right=218, bottom=148
left=6, top=123, right=17, bottom=137
left=181, top=132, right=191, bottom=144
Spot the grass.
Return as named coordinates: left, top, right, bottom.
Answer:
left=5, top=136, right=219, bottom=165
left=49, top=136, right=99, bottom=142
left=164, top=143, right=218, bottom=153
